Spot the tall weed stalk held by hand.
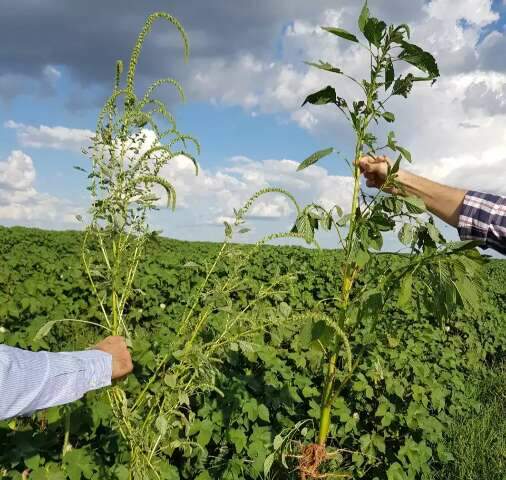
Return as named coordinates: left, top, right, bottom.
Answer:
left=36, top=12, right=310, bottom=478
left=256, top=3, right=486, bottom=478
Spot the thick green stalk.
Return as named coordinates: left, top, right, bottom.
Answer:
left=318, top=353, right=337, bottom=445
left=316, top=43, right=385, bottom=447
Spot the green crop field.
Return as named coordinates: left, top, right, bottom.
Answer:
left=1, top=226, right=505, bottom=479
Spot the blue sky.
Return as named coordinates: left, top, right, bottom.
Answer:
left=0, top=0, right=505, bottom=254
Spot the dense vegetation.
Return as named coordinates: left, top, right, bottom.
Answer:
left=1, top=226, right=505, bottom=479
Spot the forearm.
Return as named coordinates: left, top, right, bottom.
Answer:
left=396, top=170, right=466, bottom=227
left=0, top=346, right=111, bottom=420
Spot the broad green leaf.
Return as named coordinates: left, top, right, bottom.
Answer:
left=302, top=86, right=337, bottom=106
left=385, top=58, right=395, bottom=90
left=311, top=320, right=334, bottom=347
left=363, top=17, right=386, bottom=47
left=358, top=2, right=370, bottom=33
left=224, top=221, right=232, bottom=238
left=197, top=419, right=214, bottom=447
left=297, top=147, right=334, bottom=171
left=396, top=145, right=412, bottom=162
left=264, top=453, right=275, bottom=476
left=34, top=320, right=57, bottom=341
left=25, top=454, right=41, bottom=470
left=372, top=433, right=386, bottom=453
left=354, top=248, right=370, bottom=268
left=398, top=272, right=413, bottom=310
left=258, top=404, right=270, bottom=422
left=195, top=472, right=212, bottom=480
left=387, top=131, right=397, bottom=150
left=427, top=223, right=442, bottom=243
left=305, top=61, right=342, bottom=74
left=243, top=398, right=259, bottom=421
left=321, top=26, right=359, bottom=43
left=155, top=415, right=168, bottom=436
left=398, top=224, right=415, bottom=245
left=399, top=41, right=439, bottom=78
left=382, top=112, right=395, bottom=122
left=273, top=434, right=284, bottom=451
left=403, top=196, right=426, bottom=213
left=392, top=74, right=414, bottom=98
left=229, top=428, right=247, bottom=453
left=387, top=462, right=407, bottom=480
left=294, top=213, right=314, bottom=243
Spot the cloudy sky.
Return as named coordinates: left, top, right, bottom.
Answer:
left=0, top=0, right=505, bottom=248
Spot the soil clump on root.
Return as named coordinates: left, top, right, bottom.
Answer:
left=299, top=443, right=330, bottom=479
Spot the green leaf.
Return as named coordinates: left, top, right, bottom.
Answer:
left=354, top=248, right=370, bottom=268
left=258, top=404, right=270, bottom=422
left=363, top=18, right=386, bottom=47
left=382, top=112, right=395, bottom=123
left=398, top=224, right=415, bottom=245
left=294, top=213, right=314, bottom=243
left=302, top=86, right=337, bottom=106
left=264, top=453, right=275, bottom=476
left=385, top=59, right=395, bottom=90
left=387, top=462, right=407, bottom=480
left=399, top=41, right=440, bottom=78
left=224, top=221, right=232, bottom=238
left=305, top=61, right=342, bottom=74
left=243, top=398, right=259, bottom=421
left=297, top=147, right=334, bottom=171
left=396, top=145, right=412, bottom=162
left=25, top=454, right=42, bottom=470
left=392, top=74, right=414, bottom=98
left=402, top=196, right=426, bottom=213
left=372, top=433, right=386, bottom=454
left=311, top=320, right=334, bottom=347
left=321, top=27, right=359, bottom=43
left=33, top=320, right=58, bottom=341
left=229, top=428, right=247, bottom=453
left=358, top=2, right=370, bottom=33
left=155, top=415, right=168, bottom=436
left=274, top=434, right=284, bottom=451
left=387, top=131, right=397, bottom=150
left=197, top=419, right=214, bottom=447
left=427, top=223, right=442, bottom=243
left=398, top=272, right=413, bottom=310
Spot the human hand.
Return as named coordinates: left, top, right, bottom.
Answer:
left=94, top=336, right=133, bottom=380
left=357, top=155, right=392, bottom=190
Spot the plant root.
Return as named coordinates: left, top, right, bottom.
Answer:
left=298, top=444, right=352, bottom=479
left=299, top=443, right=329, bottom=479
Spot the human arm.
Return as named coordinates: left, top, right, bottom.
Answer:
left=357, top=156, right=506, bottom=255
left=0, top=336, right=133, bottom=421
left=357, top=155, right=466, bottom=227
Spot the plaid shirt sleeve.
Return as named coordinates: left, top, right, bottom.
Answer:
left=457, top=190, right=506, bottom=255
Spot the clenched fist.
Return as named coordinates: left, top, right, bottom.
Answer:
left=94, top=336, right=133, bottom=380
left=357, top=155, right=392, bottom=190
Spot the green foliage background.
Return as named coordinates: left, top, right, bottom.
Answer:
left=1, top=226, right=505, bottom=479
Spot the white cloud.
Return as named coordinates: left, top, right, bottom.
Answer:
left=153, top=153, right=354, bottom=242
left=425, top=0, right=498, bottom=27
left=0, top=150, right=35, bottom=190
left=42, top=65, right=61, bottom=82
left=187, top=1, right=506, bottom=200
left=0, top=150, right=81, bottom=226
left=5, top=120, right=93, bottom=152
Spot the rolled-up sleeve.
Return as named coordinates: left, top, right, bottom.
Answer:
left=0, top=346, right=112, bottom=421
left=457, top=190, right=506, bottom=255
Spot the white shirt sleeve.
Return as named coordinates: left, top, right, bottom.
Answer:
left=0, top=345, right=112, bottom=421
